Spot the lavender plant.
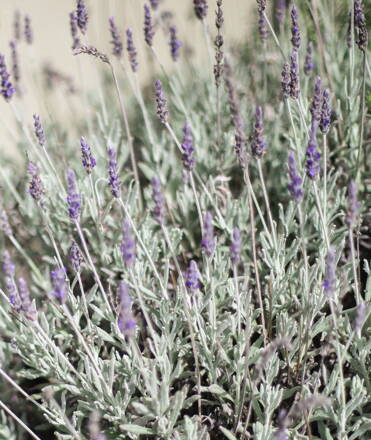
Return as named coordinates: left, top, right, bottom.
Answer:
left=0, top=1, right=370, bottom=440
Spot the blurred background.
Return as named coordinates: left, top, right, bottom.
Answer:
left=0, top=0, right=254, bottom=160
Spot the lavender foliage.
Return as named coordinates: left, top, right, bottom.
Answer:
left=230, top=228, right=241, bottom=267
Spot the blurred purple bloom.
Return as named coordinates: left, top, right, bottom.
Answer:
left=155, top=79, right=168, bottom=124
left=27, top=161, right=45, bottom=203
left=117, top=281, right=136, bottom=336
left=230, top=227, right=241, bottom=267
left=305, top=120, right=320, bottom=179
left=109, top=17, right=123, bottom=58
left=287, top=151, right=303, bottom=202
left=289, top=49, right=300, bottom=99
left=126, top=28, right=138, bottom=72
left=144, top=4, right=155, bottom=46
left=2, top=251, right=15, bottom=278
left=10, top=41, right=20, bottom=83
left=346, top=180, right=361, bottom=228
left=274, top=409, right=289, bottom=440
left=281, top=62, right=290, bottom=98
left=50, top=267, right=68, bottom=303
left=33, top=114, right=46, bottom=147
left=354, top=0, right=367, bottom=52
left=6, top=276, right=20, bottom=311
left=80, top=136, right=96, bottom=174
left=149, top=0, right=159, bottom=10
left=185, top=260, right=201, bottom=293
left=290, top=5, right=300, bottom=49
left=0, top=53, right=16, bottom=100
left=258, top=9, right=268, bottom=42
left=323, top=248, right=336, bottom=295
left=201, top=212, right=216, bottom=257
left=310, top=76, right=322, bottom=122
left=24, top=15, right=33, bottom=44
left=121, top=219, right=136, bottom=268
left=66, top=169, right=81, bottom=220
left=181, top=122, right=195, bottom=172
left=169, top=26, right=182, bottom=61
left=18, top=278, right=36, bottom=320
left=193, top=0, right=208, bottom=20
left=151, top=176, right=166, bottom=224
left=304, top=41, right=314, bottom=75
left=275, top=0, right=286, bottom=26
left=319, top=89, right=331, bottom=134
left=0, top=210, right=12, bottom=236
left=69, top=11, right=81, bottom=50
left=69, top=240, right=83, bottom=272
left=14, top=10, right=21, bottom=41
left=107, top=146, right=121, bottom=198
left=76, top=0, right=88, bottom=34
left=251, top=106, right=267, bottom=158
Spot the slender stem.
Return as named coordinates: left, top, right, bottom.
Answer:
left=257, top=160, right=277, bottom=249
left=190, top=172, right=203, bottom=229
left=233, top=266, right=241, bottom=335
left=263, top=12, right=285, bottom=60
left=312, top=181, right=330, bottom=249
left=323, top=135, right=328, bottom=221
left=77, top=272, right=92, bottom=331
left=202, top=18, right=213, bottom=73
left=0, top=400, right=43, bottom=440
left=349, top=228, right=361, bottom=304
left=355, top=53, right=366, bottom=180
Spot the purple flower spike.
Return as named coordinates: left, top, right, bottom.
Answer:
left=69, top=240, right=83, bottom=272
left=354, top=0, right=367, bottom=52
left=33, top=114, right=46, bottom=147
left=0, top=53, right=16, bottom=101
left=287, top=151, right=303, bottom=202
left=310, top=76, right=322, bottom=122
left=290, top=5, right=300, bottom=50
left=14, top=10, right=21, bottom=41
left=304, top=41, right=314, bottom=76
left=155, top=80, right=168, bottom=124
left=6, top=276, right=20, bottom=311
left=80, top=136, right=96, bottom=174
left=230, top=228, right=242, bottom=267
left=281, top=62, right=290, bottom=99
left=50, top=267, right=68, bottom=304
left=109, top=17, right=123, bottom=59
left=69, top=11, right=81, bottom=50
left=193, top=0, right=208, bottom=20
left=185, top=260, right=201, bottom=293
left=289, top=50, right=300, bottom=99
left=305, top=120, right=320, bottom=179
left=121, top=219, right=136, bottom=268
left=107, top=146, right=121, bottom=198
left=169, top=26, right=182, bottom=61
left=258, top=9, right=268, bottom=43
left=27, top=162, right=45, bottom=204
left=181, top=122, right=195, bottom=172
left=76, top=0, right=88, bottom=34
left=66, top=169, right=81, bottom=220
left=126, top=28, right=138, bottom=72
left=151, top=176, right=166, bottom=224
left=275, top=0, right=286, bottom=26
left=2, top=251, right=15, bottom=278
left=10, top=41, right=20, bottom=83
left=346, top=180, right=361, bottom=228
left=144, top=4, right=155, bottom=46
left=319, top=89, right=331, bottom=134
left=24, top=15, right=33, bottom=44
left=117, top=281, right=136, bottom=336
left=18, top=278, right=36, bottom=320
left=0, top=210, right=12, bottom=236
left=251, top=106, right=267, bottom=158
left=201, top=212, right=216, bottom=258
left=149, top=0, right=159, bottom=10
left=323, top=248, right=336, bottom=295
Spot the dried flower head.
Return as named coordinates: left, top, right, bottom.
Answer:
left=310, top=76, right=322, bottom=122
left=109, top=17, right=123, bottom=58
left=66, top=169, right=81, bottom=220
left=281, top=62, right=291, bottom=99
left=74, top=45, right=109, bottom=64
left=354, top=0, right=368, bottom=52
left=258, top=9, right=268, bottom=42
left=201, top=212, right=216, bottom=257
left=214, top=0, right=224, bottom=87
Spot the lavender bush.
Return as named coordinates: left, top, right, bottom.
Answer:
left=0, top=1, right=370, bottom=439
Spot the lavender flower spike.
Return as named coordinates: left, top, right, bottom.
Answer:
left=69, top=240, right=83, bottom=272
left=66, top=169, right=81, bottom=220
left=287, top=151, right=303, bottom=202
left=76, top=0, right=88, bottom=34
left=2, top=251, right=15, bottom=278
left=181, top=122, right=195, bottom=172
left=126, top=28, right=138, bottom=72
left=289, top=49, right=300, bottom=99
left=151, top=176, right=166, bottom=224
left=304, top=41, right=314, bottom=76
left=80, top=136, right=96, bottom=174
left=169, top=26, right=182, bottom=61
left=290, top=5, right=300, bottom=50
left=310, top=76, right=322, bottom=122
left=149, top=0, right=159, bottom=10
left=117, top=281, right=136, bottom=336
left=345, top=180, right=361, bottom=228
left=109, top=17, right=123, bottom=59
left=305, top=120, right=320, bottom=179
left=107, top=146, right=121, bottom=198
left=319, top=89, right=331, bottom=134
left=275, top=0, right=286, bottom=26
left=185, top=260, right=201, bottom=293
left=69, top=11, right=80, bottom=50
left=144, top=4, right=155, bottom=46
left=0, top=53, right=16, bottom=100
left=251, top=106, right=267, bottom=158
left=24, top=15, right=33, bottom=44
left=50, top=267, right=68, bottom=304
left=281, top=62, right=290, bottom=99
left=155, top=80, right=168, bottom=124
left=14, top=10, right=21, bottom=41
left=27, top=162, right=45, bottom=204
left=258, top=9, right=268, bottom=43
left=10, top=41, right=20, bottom=84
left=201, top=212, right=216, bottom=257
left=0, top=210, right=12, bottom=236
left=323, top=248, right=336, bottom=295
left=18, top=278, right=36, bottom=320
left=33, top=114, right=46, bottom=147
left=121, top=219, right=136, bottom=268
left=354, top=0, right=368, bottom=52
left=230, top=227, right=241, bottom=267
left=193, top=0, right=208, bottom=20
